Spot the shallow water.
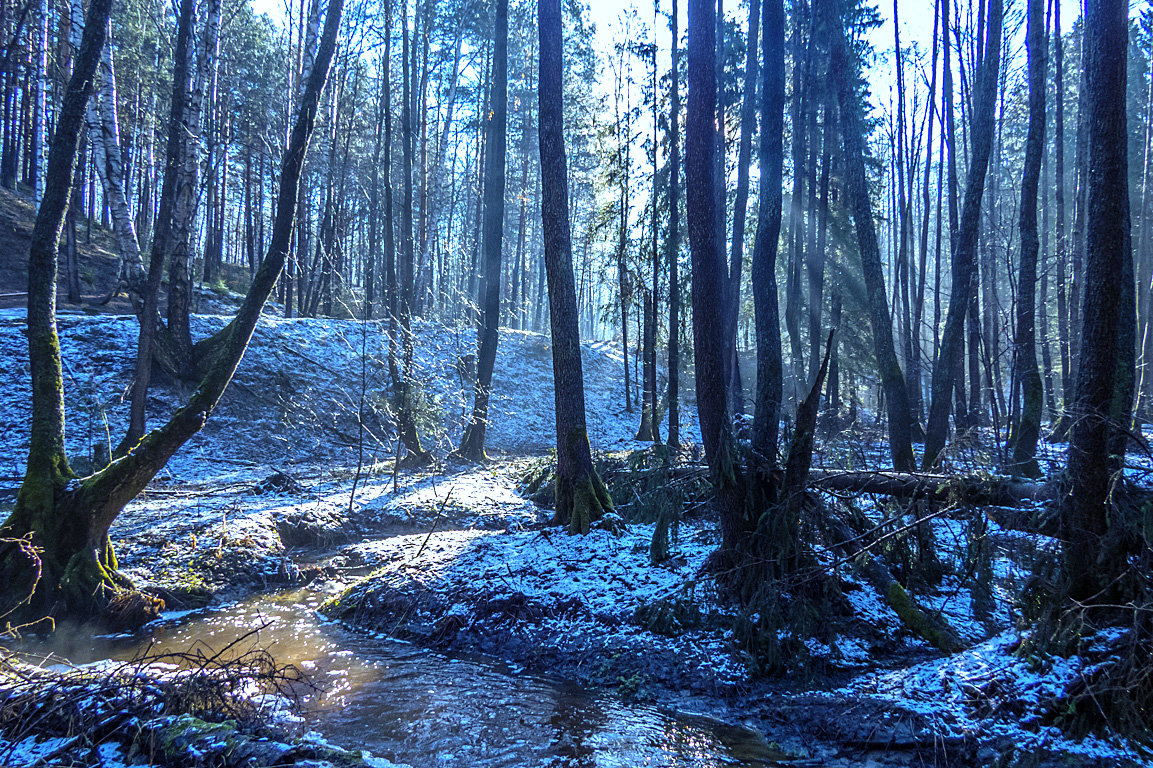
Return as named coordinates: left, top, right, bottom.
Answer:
left=19, top=587, right=791, bottom=767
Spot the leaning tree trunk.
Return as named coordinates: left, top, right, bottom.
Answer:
left=829, top=4, right=916, bottom=471
left=922, top=0, right=1002, bottom=469
left=537, top=0, right=612, bottom=534
left=118, top=0, right=195, bottom=455
left=457, top=0, right=507, bottom=462
left=1007, top=0, right=1045, bottom=477
left=0, top=0, right=343, bottom=628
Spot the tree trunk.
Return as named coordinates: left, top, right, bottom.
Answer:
left=829, top=4, right=916, bottom=471
left=457, top=0, right=508, bottom=463
left=636, top=288, right=656, bottom=440
left=784, top=2, right=808, bottom=385
left=688, top=0, right=746, bottom=563
left=396, top=5, right=429, bottom=465
left=923, top=0, right=1001, bottom=469
left=537, top=0, right=612, bottom=534
left=119, top=0, right=196, bottom=455
left=382, top=5, right=399, bottom=384
left=725, top=0, right=759, bottom=417
left=31, top=0, right=45, bottom=204
left=667, top=0, right=682, bottom=448
left=167, top=0, right=222, bottom=377
left=807, top=94, right=831, bottom=390
left=914, top=0, right=942, bottom=426
left=1007, top=0, right=1045, bottom=477
left=1062, top=0, right=1133, bottom=603
left=1052, top=0, right=1070, bottom=427
left=751, top=0, right=784, bottom=463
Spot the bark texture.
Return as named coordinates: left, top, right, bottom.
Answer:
left=1, top=0, right=343, bottom=626
left=1062, top=0, right=1133, bottom=601
left=538, top=0, right=612, bottom=534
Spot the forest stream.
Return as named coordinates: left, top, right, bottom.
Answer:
left=15, top=571, right=794, bottom=768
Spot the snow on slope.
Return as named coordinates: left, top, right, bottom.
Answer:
left=0, top=311, right=699, bottom=483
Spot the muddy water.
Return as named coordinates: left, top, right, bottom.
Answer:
left=21, top=587, right=792, bottom=767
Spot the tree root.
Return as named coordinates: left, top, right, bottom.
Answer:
left=56, top=543, right=163, bottom=630
left=557, top=469, right=613, bottom=535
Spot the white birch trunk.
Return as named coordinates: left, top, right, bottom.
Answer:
left=70, top=0, right=145, bottom=289
left=32, top=0, right=48, bottom=204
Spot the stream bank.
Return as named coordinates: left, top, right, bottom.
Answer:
left=1, top=314, right=1147, bottom=766
left=4, top=454, right=1148, bottom=766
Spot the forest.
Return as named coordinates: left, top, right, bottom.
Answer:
left=0, top=0, right=1147, bottom=762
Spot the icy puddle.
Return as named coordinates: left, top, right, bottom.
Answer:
left=19, top=588, right=794, bottom=768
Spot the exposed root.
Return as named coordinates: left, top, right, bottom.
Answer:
left=560, top=469, right=613, bottom=535
left=57, top=544, right=163, bottom=630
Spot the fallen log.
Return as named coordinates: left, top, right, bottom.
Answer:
left=807, top=470, right=1052, bottom=507
left=819, top=506, right=965, bottom=653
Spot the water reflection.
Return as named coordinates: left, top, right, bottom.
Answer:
left=17, top=589, right=789, bottom=767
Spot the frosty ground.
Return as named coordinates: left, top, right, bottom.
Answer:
left=0, top=310, right=1148, bottom=767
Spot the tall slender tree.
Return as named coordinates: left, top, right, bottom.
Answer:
left=751, top=0, right=784, bottom=462
left=828, top=0, right=916, bottom=471
left=1052, top=0, right=1069, bottom=423
left=725, top=0, right=760, bottom=415
left=667, top=0, right=682, bottom=449
left=396, top=1, right=430, bottom=465
left=538, top=0, right=613, bottom=534
left=923, top=0, right=1002, bottom=469
left=1007, top=0, right=1046, bottom=476
left=458, top=0, right=508, bottom=462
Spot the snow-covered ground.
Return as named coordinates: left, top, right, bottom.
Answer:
left=0, top=310, right=699, bottom=486
left=4, top=308, right=1153, bottom=766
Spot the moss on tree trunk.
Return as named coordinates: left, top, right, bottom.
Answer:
left=553, top=439, right=613, bottom=535
left=3, top=0, right=344, bottom=630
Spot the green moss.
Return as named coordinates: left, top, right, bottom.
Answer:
left=884, top=581, right=962, bottom=653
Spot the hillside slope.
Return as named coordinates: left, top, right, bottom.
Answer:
left=0, top=311, right=699, bottom=484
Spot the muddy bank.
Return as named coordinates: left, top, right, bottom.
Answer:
left=109, top=460, right=540, bottom=606
left=313, top=465, right=1147, bottom=767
